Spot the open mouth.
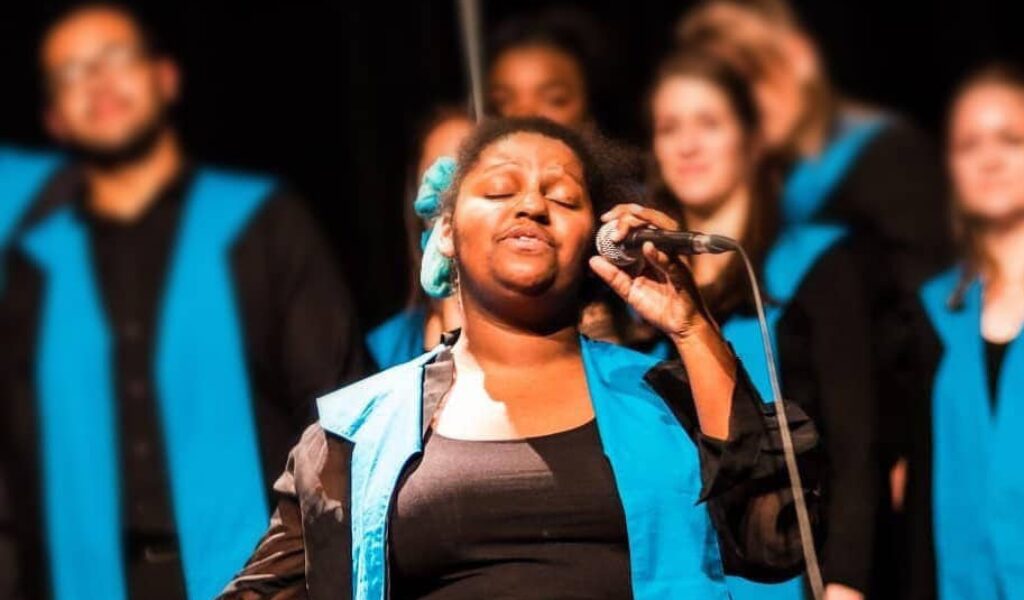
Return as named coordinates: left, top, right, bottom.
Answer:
left=497, top=223, right=555, bottom=250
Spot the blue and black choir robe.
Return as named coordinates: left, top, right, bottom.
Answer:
left=365, top=306, right=426, bottom=371
left=0, top=146, right=67, bottom=276
left=714, top=224, right=881, bottom=598
left=781, top=110, right=951, bottom=286
left=882, top=266, right=1024, bottom=599
left=0, top=163, right=365, bottom=600
left=222, top=334, right=820, bottom=599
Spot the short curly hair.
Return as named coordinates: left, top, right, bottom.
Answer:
left=441, top=117, right=640, bottom=219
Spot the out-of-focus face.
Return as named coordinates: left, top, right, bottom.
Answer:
left=417, top=115, right=473, bottom=178
left=652, top=75, right=752, bottom=212
left=437, top=132, right=594, bottom=317
left=949, top=83, right=1024, bottom=222
left=750, top=57, right=805, bottom=150
left=41, top=7, right=178, bottom=154
left=488, top=45, right=588, bottom=129
left=687, top=5, right=817, bottom=150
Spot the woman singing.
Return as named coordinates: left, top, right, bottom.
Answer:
left=221, top=118, right=818, bottom=599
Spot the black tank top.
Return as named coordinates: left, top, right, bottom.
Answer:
left=387, top=420, right=632, bottom=599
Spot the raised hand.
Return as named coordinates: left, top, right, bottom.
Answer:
left=589, top=204, right=712, bottom=343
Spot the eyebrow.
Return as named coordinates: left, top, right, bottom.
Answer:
left=545, top=164, right=584, bottom=185
left=538, top=81, right=573, bottom=93
left=481, top=159, right=523, bottom=173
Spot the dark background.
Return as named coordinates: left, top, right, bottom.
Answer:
left=3, top=0, right=1024, bottom=329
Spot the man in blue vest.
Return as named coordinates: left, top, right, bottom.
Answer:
left=0, top=4, right=364, bottom=599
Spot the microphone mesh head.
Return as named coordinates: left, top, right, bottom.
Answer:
left=595, top=221, right=637, bottom=267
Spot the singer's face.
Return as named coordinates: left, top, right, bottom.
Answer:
left=653, top=76, right=753, bottom=211
left=489, top=45, right=588, bottom=129
left=950, top=83, right=1024, bottom=222
left=443, top=133, right=594, bottom=307
left=41, top=7, right=177, bottom=152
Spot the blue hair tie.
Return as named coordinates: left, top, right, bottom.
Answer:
left=415, top=157, right=457, bottom=298
left=414, top=157, right=456, bottom=222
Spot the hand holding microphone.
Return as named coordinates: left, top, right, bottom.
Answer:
left=588, top=204, right=735, bottom=344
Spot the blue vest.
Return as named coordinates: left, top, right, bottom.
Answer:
left=920, top=267, right=1024, bottom=599
left=365, top=306, right=426, bottom=370
left=318, top=337, right=731, bottom=600
left=20, top=168, right=274, bottom=600
left=721, top=223, right=848, bottom=600
left=782, top=114, right=887, bottom=224
left=0, top=146, right=62, bottom=282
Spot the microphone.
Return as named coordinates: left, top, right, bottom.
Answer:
left=595, top=221, right=737, bottom=266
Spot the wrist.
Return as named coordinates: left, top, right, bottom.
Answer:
left=668, top=315, right=714, bottom=347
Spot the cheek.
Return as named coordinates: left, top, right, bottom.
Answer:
left=954, top=146, right=1024, bottom=213
left=552, top=210, right=596, bottom=264
left=707, top=130, right=748, bottom=185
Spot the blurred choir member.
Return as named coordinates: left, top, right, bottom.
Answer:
left=677, top=0, right=952, bottom=285
left=0, top=5, right=363, bottom=600
left=365, top=107, right=471, bottom=370
left=887, top=64, right=1024, bottom=600
left=643, top=50, right=878, bottom=600
left=222, top=117, right=819, bottom=599
left=486, top=7, right=608, bottom=130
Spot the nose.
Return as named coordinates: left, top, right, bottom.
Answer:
left=514, top=189, right=550, bottom=223
left=677, top=130, right=701, bottom=156
left=504, top=99, right=540, bottom=119
left=978, top=145, right=1005, bottom=174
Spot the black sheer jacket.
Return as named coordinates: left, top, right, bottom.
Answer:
left=220, top=339, right=820, bottom=599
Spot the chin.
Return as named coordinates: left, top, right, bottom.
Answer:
left=962, top=198, right=1024, bottom=223
left=674, top=190, right=724, bottom=212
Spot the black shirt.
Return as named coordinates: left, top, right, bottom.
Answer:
left=390, top=421, right=632, bottom=599
left=985, top=339, right=1011, bottom=410
left=0, top=164, right=365, bottom=599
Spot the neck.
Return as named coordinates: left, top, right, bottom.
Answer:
left=85, top=129, right=182, bottom=221
left=683, top=186, right=751, bottom=286
left=979, top=216, right=1024, bottom=286
left=454, top=293, right=580, bottom=372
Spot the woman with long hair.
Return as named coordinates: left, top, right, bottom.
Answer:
left=644, top=50, right=879, bottom=600
left=221, top=117, right=818, bottom=599
left=889, top=64, right=1024, bottom=599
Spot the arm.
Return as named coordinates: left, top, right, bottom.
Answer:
left=591, top=204, right=821, bottom=580
left=589, top=203, right=736, bottom=438
left=220, top=423, right=354, bottom=599
left=0, top=252, right=46, bottom=600
left=219, top=426, right=318, bottom=599
left=646, top=358, right=821, bottom=581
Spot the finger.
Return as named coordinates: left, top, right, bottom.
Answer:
left=610, top=214, right=651, bottom=242
left=641, top=242, right=676, bottom=283
left=600, top=203, right=646, bottom=222
left=618, top=204, right=681, bottom=231
left=589, top=256, right=634, bottom=300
